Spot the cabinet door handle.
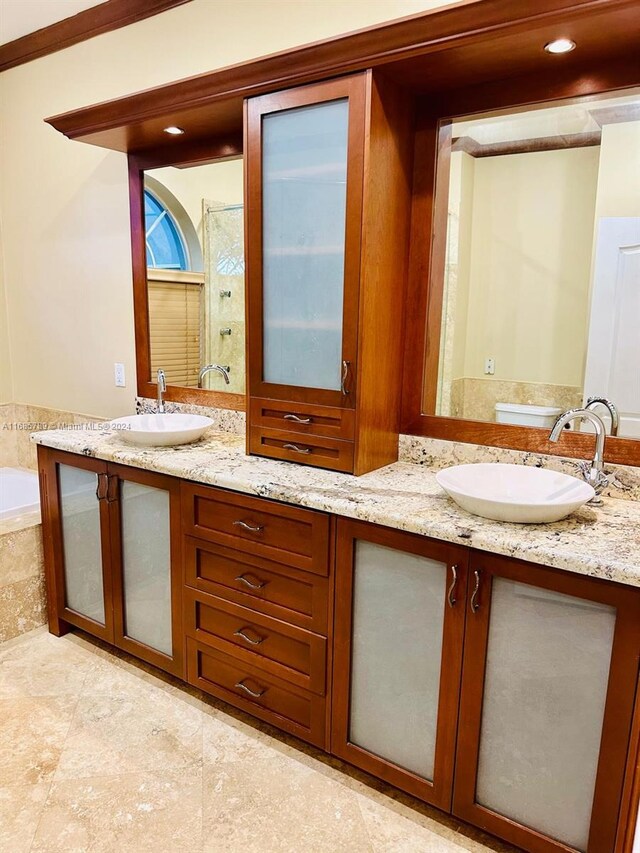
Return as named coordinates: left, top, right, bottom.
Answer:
left=470, top=570, right=482, bottom=613
left=95, top=472, right=108, bottom=501
left=341, top=360, right=351, bottom=396
left=235, top=679, right=266, bottom=699
left=235, top=573, right=266, bottom=590
left=233, top=520, right=264, bottom=533
left=447, top=564, right=458, bottom=608
left=283, top=414, right=312, bottom=424
left=283, top=443, right=311, bottom=454
left=234, top=627, right=265, bottom=646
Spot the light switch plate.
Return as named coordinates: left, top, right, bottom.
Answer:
left=114, top=363, right=126, bottom=387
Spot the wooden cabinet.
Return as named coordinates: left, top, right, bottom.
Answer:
left=332, top=521, right=640, bottom=853
left=332, top=519, right=469, bottom=810
left=38, top=446, right=184, bottom=677
left=37, top=447, right=640, bottom=853
left=182, top=481, right=333, bottom=748
left=246, top=71, right=414, bottom=474
left=453, top=551, right=640, bottom=853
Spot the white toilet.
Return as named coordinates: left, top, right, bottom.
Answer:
left=495, top=402, right=564, bottom=429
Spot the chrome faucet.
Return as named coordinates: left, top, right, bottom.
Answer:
left=198, top=364, right=230, bottom=388
left=585, top=396, right=619, bottom=436
left=156, top=368, right=166, bottom=413
left=549, top=408, right=608, bottom=503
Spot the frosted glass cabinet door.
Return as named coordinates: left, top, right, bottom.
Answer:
left=350, top=540, right=447, bottom=779
left=58, top=463, right=107, bottom=625
left=119, top=479, right=173, bottom=657
left=332, top=519, right=467, bottom=809
left=454, top=557, right=640, bottom=853
left=262, top=98, right=349, bottom=391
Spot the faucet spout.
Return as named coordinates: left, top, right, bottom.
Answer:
left=156, top=368, right=166, bottom=414
left=549, top=407, right=608, bottom=501
left=585, top=396, right=619, bottom=436
left=198, top=364, right=231, bottom=388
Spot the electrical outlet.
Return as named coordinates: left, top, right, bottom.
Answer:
left=114, top=363, right=126, bottom=387
left=484, top=357, right=495, bottom=376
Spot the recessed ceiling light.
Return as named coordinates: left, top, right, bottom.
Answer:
left=544, top=38, right=576, bottom=54
left=163, top=126, right=185, bottom=135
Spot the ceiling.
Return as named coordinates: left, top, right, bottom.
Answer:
left=0, top=0, right=109, bottom=45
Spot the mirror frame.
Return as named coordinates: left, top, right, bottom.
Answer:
left=128, top=133, right=245, bottom=411
left=401, top=64, right=640, bottom=467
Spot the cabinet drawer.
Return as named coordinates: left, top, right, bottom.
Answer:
left=185, top=590, right=326, bottom=694
left=249, top=427, right=354, bottom=473
left=187, top=639, right=327, bottom=748
left=250, top=398, right=355, bottom=440
left=182, top=484, right=329, bottom=574
left=184, top=537, right=329, bottom=632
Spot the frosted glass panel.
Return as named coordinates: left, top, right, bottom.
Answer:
left=58, top=464, right=105, bottom=624
left=121, top=480, right=172, bottom=656
left=262, top=99, right=348, bottom=390
left=350, top=540, right=447, bottom=780
left=476, top=578, right=616, bottom=852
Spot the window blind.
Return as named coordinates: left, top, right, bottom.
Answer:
left=147, top=269, right=204, bottom=387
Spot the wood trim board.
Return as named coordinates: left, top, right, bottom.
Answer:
left=0, top=0, right=193, bottom=73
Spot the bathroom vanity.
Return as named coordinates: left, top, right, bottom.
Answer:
left=39, top=2, right=640, bottom=851
left=35, top=430, right=640, bottom=853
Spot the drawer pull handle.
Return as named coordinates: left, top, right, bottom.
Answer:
left=235, top=574, right=266, bottom=590
left=233, top=520, right=264, bottom=533
left=234, top=627, right=265, bottom=646
left=471, top=570, right=482, bottom=613
left=235, top=679, right=266, bottom=699
left=283, top=443, right=311, bottom=454
left=283, top=414, right=312, bottom=424
left=447, top=564, right=458, bottom=608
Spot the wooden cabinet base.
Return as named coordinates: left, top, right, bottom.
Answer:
left=187, top=639, right=328, bottom=749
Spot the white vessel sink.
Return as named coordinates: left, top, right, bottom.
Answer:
left=436, top=463, right=595, bottom=524
left=109, top=413, right=214, bottom=447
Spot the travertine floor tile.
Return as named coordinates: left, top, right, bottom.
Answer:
left=0, top=696, right=76, bottom=785
left=0, top=630, right=513, bottom=853
left=202, top=745, right=373, bottom=852
left=55, top=690, right=203, bottom=779
left=0, top=631, right=96, bottom=698
left=0, top=782, right=51, bottom=853
left=31, top=769, right=203, bottom=853
left=358, top=793, right=501, bottom=853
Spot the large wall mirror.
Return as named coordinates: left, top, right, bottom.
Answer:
left=144, top=157, right=244, bottom=395
left=422, top=86, right=640, bottom=446
left=130, top=146, right=245, bottom=409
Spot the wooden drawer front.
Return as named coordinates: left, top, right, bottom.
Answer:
left=249, top=427, right=354, bottom=473
left=187, top=639, right=326, bottom=748
left=185, top=590, right=327, bottom=694
left=182, top=484, right=329, bottom=574
left=250, top=398, right=355, bottom=440
left=184, top=537, right=329, bottom=632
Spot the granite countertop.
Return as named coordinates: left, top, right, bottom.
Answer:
left=32, top=426, right=640, bottom=588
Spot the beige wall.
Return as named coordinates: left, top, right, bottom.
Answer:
left=455, top=146, right=600, bottom=388
left=0, top=0, right=449, bottom=418
left=0, top=221, right=13, bottom=404
left=593, top=120, right=640, bottom=219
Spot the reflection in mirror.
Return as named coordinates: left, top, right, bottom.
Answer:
left=430, top=88, right=640, bottom=438
left=144, top=158, right=245, bottom=395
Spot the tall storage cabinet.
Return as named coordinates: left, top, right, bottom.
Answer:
left=246, top=71, right=414, bottom=474
left=38, top=447, right=184, bottom=677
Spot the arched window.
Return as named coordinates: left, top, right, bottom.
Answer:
left=144, top=189, right=189, bottom=270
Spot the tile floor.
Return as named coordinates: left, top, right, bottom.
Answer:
left=0, top=628, right=519, bottom=853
